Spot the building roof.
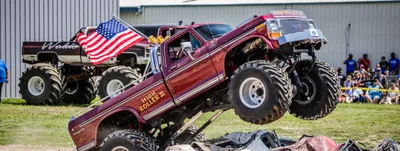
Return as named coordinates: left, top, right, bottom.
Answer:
left=120, top=0, right=398, bottom=7
left=119, top=0, right=399, bottom=13
left=120, top=0, right=149, bottom=7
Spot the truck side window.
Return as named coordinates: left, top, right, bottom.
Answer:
left=167, top=32, right=202, bottom=63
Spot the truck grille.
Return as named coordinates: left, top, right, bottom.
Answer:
left=279, top=19, right=310, bottom=35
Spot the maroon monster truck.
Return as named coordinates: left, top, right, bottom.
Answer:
left=19, top=24, right=186, bottom=105
left=68, top=10, right=340, bottom=151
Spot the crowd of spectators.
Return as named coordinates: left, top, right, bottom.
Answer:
left=338, top=52, right=400, bottom=104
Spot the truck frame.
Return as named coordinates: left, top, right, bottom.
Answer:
left=68, top=10, right=340, bottom=151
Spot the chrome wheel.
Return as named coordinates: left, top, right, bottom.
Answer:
left=111, top=146, right=128, bottom=151
left=239, top=77, right=266, bottom=109
left=27, top=76, right=45, bottom=96
left=294, top=76, right=316, bottom=105
left=106, top=79, right=124, bottom=97
left=65, top=81, right=79, bottom=95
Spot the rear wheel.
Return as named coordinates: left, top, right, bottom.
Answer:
left=61, top=78, right=96, bottom=104
left=99, top=130, right=156, bottom=151
left=98, top=66, right=140, bottom=99
left=228, top=61, right=293, bottom=124
left=19, top=63, right=62, bottom=105
left=289, top=60, right=340, bottom=120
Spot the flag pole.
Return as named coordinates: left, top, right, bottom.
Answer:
left=112, top=14, right=149, bottom=40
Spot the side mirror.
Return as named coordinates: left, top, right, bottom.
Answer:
left=166, top=28, right=173, bottom=37
left=181, top=42, right=195, bottom=60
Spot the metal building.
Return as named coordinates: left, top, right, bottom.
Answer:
left=0, top=0, right=119, bottom=98
left=120, top=0, right=400, bottom=72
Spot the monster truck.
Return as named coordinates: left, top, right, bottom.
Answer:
left=68, top=10, right=340, bottom=151
left=19, top=24, right=186, bottom=105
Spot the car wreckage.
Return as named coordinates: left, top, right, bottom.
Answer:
left=68, top=10, right=341, bottom=151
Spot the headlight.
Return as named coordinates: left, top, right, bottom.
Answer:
left=267, top=20, right=281, bottom=39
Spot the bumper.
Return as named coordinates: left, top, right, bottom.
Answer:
left=277, top=29, right=328, bottom=45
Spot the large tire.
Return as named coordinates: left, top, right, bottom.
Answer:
left=228, top=61, right=293, bottom=124
left=289, top=60, right=340, bottom=120
left=61, top=78, right=96, bottom=104
left=19, top=63, right=62, bottom=105
left=99, top=130, right=156, bottom=151
left=98, top=66, right=140, bottom=99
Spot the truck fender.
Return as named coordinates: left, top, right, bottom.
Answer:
left=94, top=107, right=146, bottom=147
left=36, top=51, right=59, bottom=61
left=225, top=35, right=273, bottom=53
left=98, top=106, right=146, bottom=125
left=221, top=35, right=274, bottom=78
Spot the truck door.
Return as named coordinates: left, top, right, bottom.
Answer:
left=161, top=29, right=220, bottom=106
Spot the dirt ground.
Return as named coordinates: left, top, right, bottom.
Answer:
left=0, top=145, right=75, bottom=151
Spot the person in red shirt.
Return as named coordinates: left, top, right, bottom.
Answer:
left=358, top=53, right=370, bottom=70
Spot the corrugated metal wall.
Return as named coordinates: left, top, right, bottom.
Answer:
left=0, top=0, right=119, bottom=98
left=121, top=2, right=400, bottom=70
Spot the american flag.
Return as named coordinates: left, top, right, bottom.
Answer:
left=76, top=18, right=144, bottom=65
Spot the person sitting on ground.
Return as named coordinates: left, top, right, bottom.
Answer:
left=373, top=68, right=388, bottom=89
left=383, top=81, right=399, bottom=104
left=344, top=75, right=353, bottom=97
left=369, top=69, right=376, bottom=80
left=343, top=53, right=357, bottom=75
left=358, top=53, right=370, bottom=71
left=350, top=83, right=364, bottom=103
left=359, top=69, right=369, bottom=87
left=354, top=71, right=362, bottom=85
left=389, top=52, right=400, bottom=75
left=380, top=56, right=389, bottom=74
left=364, top=78, right=383, bottom=104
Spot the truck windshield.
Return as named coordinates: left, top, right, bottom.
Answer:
left=194, top=24, right=233, bottom=41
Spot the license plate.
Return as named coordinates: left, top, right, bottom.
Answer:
left=309, top=29, right=319, bottom=37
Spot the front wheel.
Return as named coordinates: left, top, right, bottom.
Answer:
left=228, top=61, right=293, bottom=124
left=19, top=63, right=62, bottom=105
left=99, top=130, right=156, bottom=151
left=289, top=60, right=340, bottom=120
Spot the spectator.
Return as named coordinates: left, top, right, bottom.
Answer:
left=397, top=74, right=400, bottom=87
left=373, top=68, right=388, bottom=89
left=337, top=67, right=346, bottom=86
left=354, top=71, right=362, bottom=85
left=358, top=53, right=370, bottom=70
left=379, top=56, right=389, bottom=74
left=0, top=53, right=8, bottom=103
left=344, top=75, right=353, bottom=96
left=369, top=69, right=376, bottom=81
left=398, top=75, right=400, bottom=86
left=383, top=81, right=399, bottom=104
left=343, top=53, right=357, bottom=75
left=376, top=63, right=381, bottom=70
left=350, top=83, right=364, bottom=103
left=364, top=78, right=383, bottom=104
left=384, top=70, right=389, bottom=76
left=389, top=52, right=400, bottom=75
left=359, top=70, right=369, bottom=87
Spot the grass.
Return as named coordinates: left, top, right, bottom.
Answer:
left=0, top=98, right=399, bottom=149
